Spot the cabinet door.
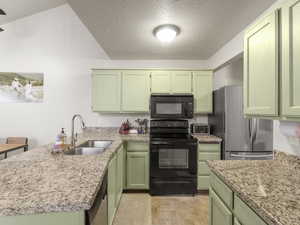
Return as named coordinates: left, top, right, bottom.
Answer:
left=243, top=11, right=279, bottom=116
left=234, top=218, right=242, bottom=225
left=92, top=71, right=121, bottom=112
left=193, top=71, right=213, bottom=113
left=116, top=147, right=123, bottom=207
left=209, top=189, right=233, bottom=225
left=151, top=71, right=171, bottom=93
left=282, top=0, right=300, bottom=117
left=126, top=152, right=149, bottom=189
left=171, top=71, right=192, bottom=93
left=122, top=71, right=150, bottom=112
left=108, top=155, right=117, bottom=225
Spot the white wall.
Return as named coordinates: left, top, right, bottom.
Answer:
left=0, top=4, right=208, bottom=148
left=213, top=57, right=243, bottom=90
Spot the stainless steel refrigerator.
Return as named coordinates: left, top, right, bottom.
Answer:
left=208, top=85, right=273, bottom=160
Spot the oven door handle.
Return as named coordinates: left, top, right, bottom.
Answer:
left=151, top=142, right=169, bottom=145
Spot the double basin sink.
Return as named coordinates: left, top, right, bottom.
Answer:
left=65, top=140, right=113, bottom=156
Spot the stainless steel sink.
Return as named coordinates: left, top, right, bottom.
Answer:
left=79, top=140, right=113, bottom=149
left=65, top=140, right=112, bottom=156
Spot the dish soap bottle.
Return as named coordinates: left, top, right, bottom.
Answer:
left=60, top=128, right=67, bottom=145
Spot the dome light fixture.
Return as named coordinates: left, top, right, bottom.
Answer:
left=153, top=24, right=180, bottom=43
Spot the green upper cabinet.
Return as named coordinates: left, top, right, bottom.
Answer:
left=171, top=71, right=192, bottom=93
left=122, top=71, right=150, bottom=112
left=151, top=71, right=172, bottom=93
left=92, top=70, right=121, bottom=112
left=193, top=71, right=213, bottom=114
left=243, top=11, right=279, bottom=117
left=282, top=0, right=300, bottom=118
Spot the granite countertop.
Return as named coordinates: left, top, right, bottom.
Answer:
left=207, top=152, right=300, bottom=225
left=192, top=134, right=222, bottom=143
left=0, top=127, right=147, bottom=217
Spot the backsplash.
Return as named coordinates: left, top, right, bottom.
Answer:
left=274, top=120, right=300, bottom=156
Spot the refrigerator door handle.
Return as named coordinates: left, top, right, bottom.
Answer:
left=249, top=119, right=258, bottom=150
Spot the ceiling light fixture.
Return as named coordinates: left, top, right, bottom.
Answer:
left=153, top=24, right=180, bottom=43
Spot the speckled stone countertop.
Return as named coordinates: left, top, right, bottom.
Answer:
left=0, top=127, right=148, bottom=217
left=192, top=134, right=222, bottom=143
left=207, top=152, right=300, bottom=225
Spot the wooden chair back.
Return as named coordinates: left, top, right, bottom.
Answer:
left=6, top=137, right=28, bottom=145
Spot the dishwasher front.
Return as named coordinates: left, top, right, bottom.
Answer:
left=87, top=172, right=108, bottom=225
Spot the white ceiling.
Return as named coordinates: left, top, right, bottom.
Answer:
left=68, top=0, right=277, bottom=60
left=0, top=0, right=66, bottom=25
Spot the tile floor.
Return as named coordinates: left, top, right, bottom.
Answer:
left=113, top=193, right=209, bottom=225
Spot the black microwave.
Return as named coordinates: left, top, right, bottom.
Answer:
left=150, top=94, right=194, bottom=119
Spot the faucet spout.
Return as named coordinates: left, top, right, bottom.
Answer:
left=71, top=114, right=86, bottom=147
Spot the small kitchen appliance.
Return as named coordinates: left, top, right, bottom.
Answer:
left=150, top=94, right=194, bottom=119
left=190, top=123, right=210, bottom=135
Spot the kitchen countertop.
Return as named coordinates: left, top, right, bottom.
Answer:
left=0, top=127, right=147, bottom=217
left=0, top=127, right=221, bottom=217
left=207, top=152, right=300, bottom=225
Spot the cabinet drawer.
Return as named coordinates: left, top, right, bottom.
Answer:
left=210, top=173, right=233, bottom=209
left=198, top=161, right=210, bottom=175
left=198, top=152, right=220, bottom=161
left=198, top=176, right=210, bottom=190
left=126, top=141, right=149, bottom=152
left=198, top=143, right=220, bottom=152
left=234, top=195, right=267, bottom=225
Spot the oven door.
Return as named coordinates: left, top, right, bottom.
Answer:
left=150, top=96, right=193, bottom=119
left=150, top=141, right=197, bottom=178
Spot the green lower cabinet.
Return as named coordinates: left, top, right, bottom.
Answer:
left=116, top=147, right=124, bottom=206
left=108, top=154, right=117, bottom=225
left=0, top=212, right=85, bottom=225
left=126, top=152, right=149, bottom=189
left=198, top=143, right=221, bottom=190
left=234, top=218, right=243, bottom=225
left=198, top=175, right=210, bottom=190
left=209, top=188, right=233, bottom=225
left=209, top=172, right=269, bottom=225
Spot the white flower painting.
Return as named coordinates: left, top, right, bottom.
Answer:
left=0, top=72, right=44, bottom=103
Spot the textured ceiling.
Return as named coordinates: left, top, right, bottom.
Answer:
left=68, top=0, right=277, bottom=60
left=0, top=0, right=66, bottom=25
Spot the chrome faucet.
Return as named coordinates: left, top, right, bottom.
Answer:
left=71, top=114, right=86, bottom=147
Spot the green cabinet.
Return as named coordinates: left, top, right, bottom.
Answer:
left=209, top=172, right=269, bottom=225
left=209, top=188, right=233, bottom=225
left=151, top=71, right=172, bottom=93
left=122, top=71, right=150, bottom=112
left=234, top=218, right=242, bottom=225
left=108, top=154, right=117, bottom=225
left=108, top=146, right=123, bottom=225
left=92, top=71, right=121, bottom=112
left=171, top=71, right=192, bottom=93
left=0, top=212, right=85, bottom=225
left=282, top=0, right=300, bottom=118
left=92, top=69, right=213, bottom=114
left=198, top=143, right=221, bottom=190
left=116, top=146, right=123, bottom=206
left=126, top=152, right=149, bottom=189
left=243, top=11, right=279, bottom=117
left=193, top=71, right=213, bottom=114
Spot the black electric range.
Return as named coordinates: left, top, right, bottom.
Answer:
left=150, top=119, right=198, bottom=195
